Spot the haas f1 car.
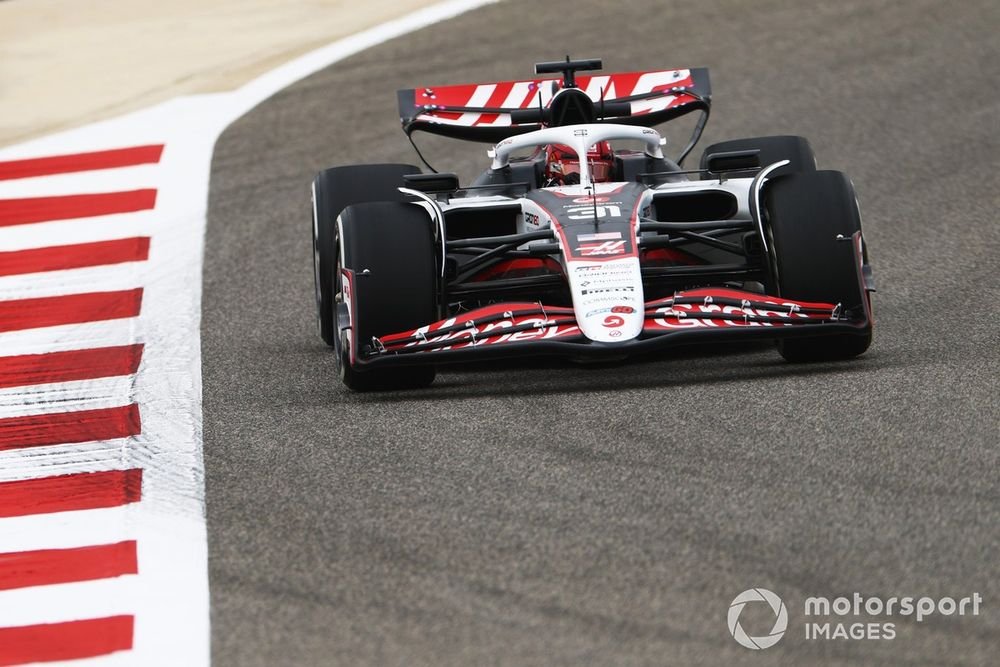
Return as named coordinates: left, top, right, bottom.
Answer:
left=311, top=58, right=874, bottom=390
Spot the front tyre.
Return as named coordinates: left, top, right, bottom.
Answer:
left=337, top=201, right=438, bottom=391
left=312, top=163, right=420, bottom=346
left=764, top=170, right=873, bottom=362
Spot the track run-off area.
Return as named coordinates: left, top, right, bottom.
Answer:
left=203, top=1, right=998, bottom=665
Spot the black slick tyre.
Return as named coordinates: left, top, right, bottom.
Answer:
left=764, top=170, right=872, bottom=362
left=337, top=201, right=438, bottom=391
left=312, top=163, right=420, bottom=346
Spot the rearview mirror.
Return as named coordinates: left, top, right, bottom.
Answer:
left=704, top=149, right=760, bottom=173
left=402, top=172, right=460, bottom=193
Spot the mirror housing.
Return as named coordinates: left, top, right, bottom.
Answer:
left=402, top=172, right=460, bottom=193
left=704, top=149, right=760, bottom=174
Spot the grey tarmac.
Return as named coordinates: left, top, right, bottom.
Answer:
left=203, top=1, right=1000, bottom=664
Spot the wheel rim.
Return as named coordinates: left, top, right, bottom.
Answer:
left=311, top=184, right=325, bottom=337
left=333, top=231, right=350, bottom=364
left=337, top=330, right=350, bottom=381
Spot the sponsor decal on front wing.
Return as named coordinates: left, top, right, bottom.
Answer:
left=644, top=288, right=836, bottom=330
left=379, top=303, right=583, bottom=352
left=370, top=289, right=843, bottom=356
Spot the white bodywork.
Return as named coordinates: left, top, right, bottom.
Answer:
left=428, top=124, right=761, bottom=344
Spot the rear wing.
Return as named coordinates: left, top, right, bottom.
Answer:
left=397, top=67, right=711, bottom=143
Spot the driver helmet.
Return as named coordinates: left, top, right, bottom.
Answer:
left=544, top=141, right=614, bottom=185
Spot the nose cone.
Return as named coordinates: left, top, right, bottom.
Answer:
left=566, top=257, right=645, bottom=342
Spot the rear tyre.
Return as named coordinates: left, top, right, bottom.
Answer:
left=337, top=201, right=438, bottom=391
left=764, top=170, right=872, bottom=362
left=700, top=135, right=816, bottom=178
left=312, top=163, right=420, bottom=346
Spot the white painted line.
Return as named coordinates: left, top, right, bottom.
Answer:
left=0, top=377, right=135, bottom=419
left=0, top=210, right=158, bottom=251
left=0, top=577, right=139, bottom=628
left=0, top=320, right=141, bottom=357
left=0, top=505, right=133, bottom=553
left=0, top=263, right=146, bottom=301
left=0, top=442, right=132, bottom=482
left=0, top=163, right=163, bottom=198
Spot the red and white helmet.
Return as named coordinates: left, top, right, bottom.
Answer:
left=544, top=141, right=614, bottom=185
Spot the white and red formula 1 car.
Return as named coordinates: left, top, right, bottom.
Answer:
left=311, top=58, right=874, bottom=390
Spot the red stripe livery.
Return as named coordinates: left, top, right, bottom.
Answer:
left=0, top=404, right=141, bottom=451
left=0, top=541, right=137, bottom=591
left=0, top=237, right=150, bottom=277
left=0, top=469, right=142, bottom=518
left=0, top=145, right=163, bottom=181
left=0, top=288, right=143, bottom=332
left=0, top=616, right=134, bottom=665
left=0, top=190, right=157, bottom=227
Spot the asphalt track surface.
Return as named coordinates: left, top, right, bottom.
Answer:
left=203, top=1, right=1000, bottom=664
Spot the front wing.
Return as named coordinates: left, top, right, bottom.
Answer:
left=346, top=285, right=872, bottom=369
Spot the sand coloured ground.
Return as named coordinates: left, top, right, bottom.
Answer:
left=0, top=0, right=443, bottom=148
